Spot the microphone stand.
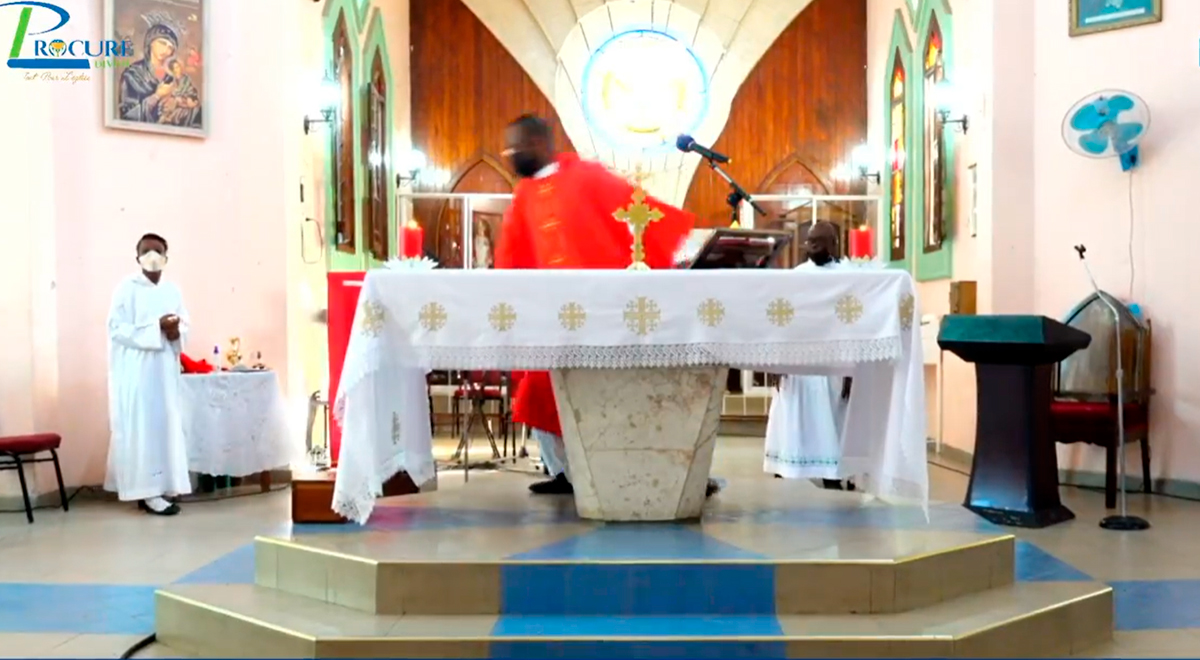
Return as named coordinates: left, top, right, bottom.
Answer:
left=704, top=157, right=767, bottom=226
left=1073, top=244, right=1149, bottom=531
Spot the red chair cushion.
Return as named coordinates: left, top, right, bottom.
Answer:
left=0, top=433, right=62, bottom=454
left=1050, top=400, right=1148, bottom=446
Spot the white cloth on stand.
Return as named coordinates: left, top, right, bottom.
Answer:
left=334, top=268, right=925, bottom=523
left=180, top=371, right=293, bottom=477
left=763, top=260, right=848, bottom=480
left=104, top=273, right=192, bottom=502
left=532, top=428, right=568, bottom=478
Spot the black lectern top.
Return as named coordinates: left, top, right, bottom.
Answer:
left=937, top=314, right=1092, bottom=366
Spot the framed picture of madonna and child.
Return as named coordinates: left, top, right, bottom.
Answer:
left=104, top=0, right=209, bottom=138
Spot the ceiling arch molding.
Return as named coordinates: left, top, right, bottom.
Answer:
left=457, top=0, right=818, bottom=205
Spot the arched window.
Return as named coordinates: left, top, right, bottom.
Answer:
left=922, top=15, right=946, bottom=252
left=332, top=15, right=356, bottom=253
left=363, top=51, right=388, bottom=260
left=888, top=52, right=907, bottom=263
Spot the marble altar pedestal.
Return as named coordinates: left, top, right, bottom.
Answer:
left=550, top=367, right=728, bottom=521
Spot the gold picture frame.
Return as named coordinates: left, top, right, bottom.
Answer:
left=1070, top=0, right=1162, bottom=37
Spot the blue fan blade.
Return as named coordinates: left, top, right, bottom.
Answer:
left=1107, top=94, right=1136, bottom=112
left=1070, top=102, right=1108, bottom=131
left=1077, top=130, right=1111, bottom=155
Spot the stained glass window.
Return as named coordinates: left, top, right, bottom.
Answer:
left=889, top=52, right=907, bottom=262
left=332, top=15, right=356, bottom=253
left=923, top=16, right=946, bottom=253
left=363, top=52, right=388, bottom=261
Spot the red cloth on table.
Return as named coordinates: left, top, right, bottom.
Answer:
left=495, top=153, right=694, bottom=437
left=181, top=353, right=214, bottom=374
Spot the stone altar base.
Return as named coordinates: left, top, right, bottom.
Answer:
left=154, top=474, right=1114, bottom=658
left=551, top=366, right=727, bottom=521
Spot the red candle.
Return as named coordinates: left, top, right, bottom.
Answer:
left=402, top=220, right=424, bottom=258
left=849, top=226, right=873, bottom=259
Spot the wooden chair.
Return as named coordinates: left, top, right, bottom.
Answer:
left=0, top=433, right=68, bottom=523
left=1050, top=292, right=1153, bottom=508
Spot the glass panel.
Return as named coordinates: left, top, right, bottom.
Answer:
left=1057, top=293, right=1148, bottom=398
left=889, top=51, right=907, bottom=262
left=469, top=198, right=512, bottom=269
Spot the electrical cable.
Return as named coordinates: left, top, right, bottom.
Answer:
left=0, top=485, right=87, bottom=515
left=1127, top=171, right=1136, bottom=299
left=119, top=633, right=156, bottom=659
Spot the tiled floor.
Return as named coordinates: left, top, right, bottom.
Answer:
left=0, top=437, right=1197, bottom=658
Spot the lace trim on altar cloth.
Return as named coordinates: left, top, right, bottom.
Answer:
left=331, top=450, right=408, bottom=525
left=334, top=337, right=901, bottom=423
left=414, top=337, right=901, bottom=371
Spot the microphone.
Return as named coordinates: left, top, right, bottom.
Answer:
left=675, top=134, right=730, bottom=164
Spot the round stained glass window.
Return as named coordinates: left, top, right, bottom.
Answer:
left=581, top=29, right=709, bottom=152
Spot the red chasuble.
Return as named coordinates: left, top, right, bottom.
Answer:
left=494, top=153, right=694, bottom=436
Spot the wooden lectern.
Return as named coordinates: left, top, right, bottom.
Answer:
left=938, top=315, right=1091, bottom=528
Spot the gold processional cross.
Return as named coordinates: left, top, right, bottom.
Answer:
left=613, top=166, right=664, bottom=271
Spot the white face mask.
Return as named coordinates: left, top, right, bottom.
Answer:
left=138, top=251, right=166, bottom=273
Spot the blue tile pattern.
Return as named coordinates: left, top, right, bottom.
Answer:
left=489, top=640, right=788, bottom=659
left=174, top=543, right=256, bottom=585
left=501, top=564, right=776, bottom=616
left=1015, top=541, right=1093, bottom=582
left=510, top=525, right=764, bottom=560
left=1112, top=580, right=1200, bottom=631
left=0, top=584, right=156, bottom=634
left=492, top=615, right=783, bottom=637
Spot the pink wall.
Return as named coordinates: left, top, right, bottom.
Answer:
left=1033, top=1, right=1200, bottom=482
left=868, top=0, right=1200, bottom=484
left=3, top=0, right=298, bottom=488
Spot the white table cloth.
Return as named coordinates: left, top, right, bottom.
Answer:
left=333, top=269, right=926, bottom=523
left=180, top=371, right=292, bottom=477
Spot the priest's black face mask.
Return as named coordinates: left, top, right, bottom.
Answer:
left=505, top=125, right=550, bottom=179
left=805, top=223, right=839, bottom=266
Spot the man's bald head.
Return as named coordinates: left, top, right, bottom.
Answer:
left=805, top=221, right=840, bottom=266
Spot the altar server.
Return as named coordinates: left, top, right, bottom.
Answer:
left=495, top=114, right=693, bottom=494
left=105, top=233, right=192, bottom=516
left=764, top=222, right=855, bottom=489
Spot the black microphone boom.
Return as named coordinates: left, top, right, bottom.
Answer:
left=676, top=134, right=730, bottom=164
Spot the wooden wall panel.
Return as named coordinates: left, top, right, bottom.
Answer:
left=683, top=0, right=868, bottom=229
left=410, top=0, right=574, bottom=263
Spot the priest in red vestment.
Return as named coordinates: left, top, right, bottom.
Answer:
left=495, top=114, right=694, bottom=494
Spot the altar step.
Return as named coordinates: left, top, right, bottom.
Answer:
left=155, top=581, right=1112, bottom=658
left=251, top=533, right=1017, bottom=616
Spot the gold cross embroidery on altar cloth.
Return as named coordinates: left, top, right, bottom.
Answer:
left=558, top=302, right=587, bottom=331
left=766, top=298, right=795, bottom=327
left=836, top=294, right=865, bottom=325
left=697, top=298, right=726, bottom=328
left=488, top=302, right=518, bottom=332
left=358, top=300, right=387, bottom=337
left=623, top=296, right=662, bottom=336
left=899, top=293, right=915, bottom=330
left=419, top=302, right=448, bottom=332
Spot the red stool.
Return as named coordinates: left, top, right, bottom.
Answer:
left=0, top=433, right=68, bottom=523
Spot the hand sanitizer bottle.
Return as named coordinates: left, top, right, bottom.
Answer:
left=212, top=345, right=221, bottom=371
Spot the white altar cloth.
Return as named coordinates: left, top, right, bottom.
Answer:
left=334, top=269, right=925, bottom=523
left=180, top=371, right=292, bottom=477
